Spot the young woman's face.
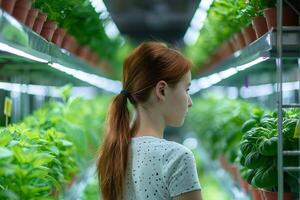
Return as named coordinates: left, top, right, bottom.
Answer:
left=163, top=71, right=192, bottom=127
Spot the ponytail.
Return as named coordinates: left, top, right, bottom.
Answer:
left=97, top=93, right=137, bottom=200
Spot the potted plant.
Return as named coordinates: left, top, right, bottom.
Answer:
left=245, top=0, right=269, bottom=38
left=1, top=0, right=17, bottom=14
left=32, top=11, right=47, bottom=34
left=12, top=0, right=32, bottom=24
left=51, top=28, right=66, bottom=47
left=40, top=20, right=57, bottom=41
left=263, top=3, right=299, bottom=30
left=240, top=109, right=299, bottom=200
left=25, top=8, right=38, bottom=28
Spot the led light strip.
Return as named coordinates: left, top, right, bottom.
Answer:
left=0, top=42, right=48, bottom=63
left=190, top=56, right=269, bottom=95
left=0, top=81, right=99, bottom=97
left=49, top=62, right=121, bottom=93
left=183, top=0, right=214, bottom=45
left=0, top=40, right=122, bottom=94
left=89, top=0, right=120, bottom=39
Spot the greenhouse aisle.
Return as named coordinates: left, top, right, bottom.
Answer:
left=0, top=0, right=300, bottom=200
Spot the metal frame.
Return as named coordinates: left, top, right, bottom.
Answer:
left=277, top=0, right=300, bottom=199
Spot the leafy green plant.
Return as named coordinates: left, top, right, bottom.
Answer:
left=32, top=0, right=83, bottom=26
left=0, top=85, right=111, bottom=198
left=0, top=124, right=78, bottom=199
left=239, top=108, right=299, bottom=193
left=32, top=0, right=134, bottom=79
left=187, top=97, right=256, bottom=162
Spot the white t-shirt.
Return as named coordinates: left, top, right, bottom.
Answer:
left=123, top=136, right=201, bottom=200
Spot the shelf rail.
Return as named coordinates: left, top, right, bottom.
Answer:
left=277, top=1, right=300, bottom=199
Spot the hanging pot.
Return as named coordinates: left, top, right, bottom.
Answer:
left=40, top=20, right=57, bottom=41
left=32, top=11, right=47, bottom=34
left=12, top=0, right=32, bottom=24
left=242, top=25, right=257, bottom=45
left=51, top=28, right=65, bottom=47
left=25, top=8, right=38, bottom=29
left=252, top=16, right=268, bottom=38
left=264, top=6, right=299, bottom=30
left=1, top=0, right=17, bottom=14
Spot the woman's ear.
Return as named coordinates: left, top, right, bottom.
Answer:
left=155, top=80, right=168, bottom=101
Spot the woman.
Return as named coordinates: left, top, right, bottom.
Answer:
left=97, top=42, right=202, bottom=200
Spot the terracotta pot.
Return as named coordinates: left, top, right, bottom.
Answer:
left=252, top=16, right=268, bottom=38
left=250, top=186, right=264, bottom=200
left=76, top=46, right=90, bottom=60
left=228, top=164, right=239, bottom=182
left=242, top=25, right=257, bottom=45
left=51, top=28, right=65, bottom=47
left=91, top=53, right=99, bottom=65
left=227, top=40, right=235, bottom=53
left=264, top=6, right=299, bottom=30
left=240, top=179, right=250, bottom=193
left=97, top=59, right=114, bottom=76
left=234, top=32, right=246, bottom=49
left=87, top=52, right=98, bottom=66
left=1, top=0, right=17, bottom=14
left=12, top=0, right=32, bottom=24
left=261, top=190, right=292, bottom=200
left=62, top=34, right=77, bottom=54
left=25, top=8, right=38, bottom=28
left=229, top=36, right=239, bottom=52
left=40, top=20, right=57, bottom=41
left=32, top=12, right=47, bottom=34
left=219, top=41, right=234, bottom=61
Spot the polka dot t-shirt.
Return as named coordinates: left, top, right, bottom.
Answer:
left=123, top=136, right=201, bottom=200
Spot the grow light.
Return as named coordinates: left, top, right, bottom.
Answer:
left=183, top=0, right=214, bottom=45
left=236, top=56, right=269, bottom=71
left=0, top=81, right=58, bottom=96
left=0, top=81, right=98, bottom=97
left=0, top=42, right=48, bottom=63
left=89, top=0, right=120, bottom=39
left=190, top=56, right=270, bottom=95
left=48, top=62, right=121, bottom=93
left=240, top=84, right=274, bottom=98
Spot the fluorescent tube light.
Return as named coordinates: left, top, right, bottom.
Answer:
left=0, top=42, right=48, bottom=63
left=48, top=62, right=121, bottom=93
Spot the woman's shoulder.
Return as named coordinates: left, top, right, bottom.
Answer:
left=163, top=140, right=193, bottom=158
left=131, top=136, right=193, bottom=157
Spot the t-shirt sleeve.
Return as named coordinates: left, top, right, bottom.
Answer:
left=163, top=145, right=201, bottom=198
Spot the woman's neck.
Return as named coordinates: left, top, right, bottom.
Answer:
left=134, top=105, right=165, bottom=139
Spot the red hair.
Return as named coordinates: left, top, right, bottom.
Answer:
left=97, top=41, right=192, bottom=200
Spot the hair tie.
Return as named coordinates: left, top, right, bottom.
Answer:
left=120, top=90, right=130, bottom=98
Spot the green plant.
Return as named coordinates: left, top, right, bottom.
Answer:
left=239, top=108, right=299, bottom=193
left=0, top=124, right=78, bottom=199
left=187, top=97, right=255, bottom=162
left=33, top=0, right=83, bottom=25
left=184, top=0, right=251, bottom=73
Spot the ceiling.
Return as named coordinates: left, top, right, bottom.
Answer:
left=104, top=0, right=200, bottom=45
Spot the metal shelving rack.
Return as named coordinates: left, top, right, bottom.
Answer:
left=0, top=8, right=120, bottom=123
left=190, top=1, right=300, bottom=199
left=276, top=1, right=300, bottom=200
